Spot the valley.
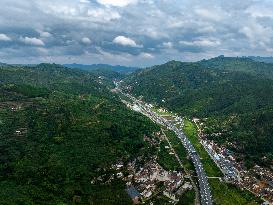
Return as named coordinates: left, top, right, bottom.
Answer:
left=1, top=57, right=273, bottom=205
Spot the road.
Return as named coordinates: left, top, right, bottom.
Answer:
left=115, top=83, right=213, bottom=205
left=161, top=129, right=201, bottom=205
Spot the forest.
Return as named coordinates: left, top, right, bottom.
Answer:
left=0, top=64, right=159, bottom=204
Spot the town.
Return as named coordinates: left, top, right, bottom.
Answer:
left=107, top=129, right=195, bottom=204
left=114, top=81, right=273, bottom=205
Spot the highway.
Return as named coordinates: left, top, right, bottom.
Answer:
left=116, top=83, right=213, bottom=205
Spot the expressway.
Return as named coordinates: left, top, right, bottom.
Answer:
left=116, top=84, right=213, bottom=205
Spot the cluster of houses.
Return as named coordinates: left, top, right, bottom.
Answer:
left=194, top=117, right=273, bottom=204
left=200, top=137, right=273, bottom=203
left=243, top=165, right=273, bottom=203
left=106, top=127, right=194, bottom=204
left=123, top=159, right=192, bottom=204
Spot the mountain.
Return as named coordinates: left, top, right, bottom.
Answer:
left=198, top=55, right=273, bottom=78
left=0, top=63, right=158, bottom=204
left=123, top=59, right=273, bottom=168
left=247, top=56, right=273, bottom=64
left=64, top=63, right=140, bottom=74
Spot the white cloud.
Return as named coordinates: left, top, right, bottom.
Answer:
left=96, top=47, right=133, bottom=62
left=96, top=0, right=137, bottom=7
left=113, top=36, right=141, bottom=47
left=239, top=22, right=273, bottom=46
left=87, top=8, right=120, bottom=21
left=162, top=42, right=173, bottom=49
left=36, top=47, right=48, bottom=54
left=0, top=33, right=11, bottom=41
left=38, top=2, right=120, bottom=23
left=20, top=37, right=45, bottom=46
left=195, top=8, right=225, bottom=22
left=246, top=5, right=273, bottom=19
left=139, top=52, right=154, bottom=59
left=179, top=38, right=221, bottom=47
left=40, top=31, right=52, bottom=38
left=81, top=37, right=92, bottom=44
left=80, top=0, right=89, bottom=3
left=36, top=30, right=52, bottom=38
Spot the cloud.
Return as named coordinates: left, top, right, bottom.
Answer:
left=81, top=37, right=92, bottom=44
left=246, top=5, right=273, bottom=19
left=179, top=38, right=221, bottom=47
left=87, top=8, right=121, bottom=22
left=38, top=1, right=121, bottom=23
left=139, top=52, right=154, bottom=59
left=0, top=33, right=11, bottom=41
left=113, top=36, right=141, bottom=47
left=96, top=0, right=137, bottom=7
left=162, top=42, right=173, bottom=49
left=0, top=0, right=273, bottom=66
left=36, top=30, right=52, bottom=38
left=239, top=22, right=273, bottom=46
left=40, top=31, right=52, bottom=38
left=20, top=37, right=45, bottom=46
left=80, top=0, right=90, bottom=3
left=194, top=8, right=225, bottom=22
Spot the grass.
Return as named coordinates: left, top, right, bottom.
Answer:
left=209, top=179, right=261, bottom=205
left=183, top=120, right=223, bottom=177
left=177, top=189, right=195, bottom=205
left=157, top=140, right=181, bottom=171
left=165, top=130, right=195, bottom=172
left=147, top=195, right=173, bottom=205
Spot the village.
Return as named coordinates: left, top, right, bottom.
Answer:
left=115, top=83, right=273, bottom=204
left=194, top=118, right=273, bottom=204
left=112, top=131, right=194, bottom=204
left=123, top=158, right=191, bottom=204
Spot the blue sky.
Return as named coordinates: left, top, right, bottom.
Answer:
left=0, top=0, right=273, bottom=66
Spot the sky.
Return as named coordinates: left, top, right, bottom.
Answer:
left=0, top=0, right=273, bottom=67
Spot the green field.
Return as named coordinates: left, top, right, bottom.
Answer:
left=177, top=189, right=195, bottom=205
left=157, top=139, right=181, bottom=171
left=165, top=130, right=195, bottom=172
left=183, top=120, right=223, bottom=177
left=209, top=179, right=261, bottom=205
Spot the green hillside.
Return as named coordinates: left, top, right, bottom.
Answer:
left=123, top=58, right=273, bottom=168
left=199, top=55, right=273, bottom=78
left=0, top=64, right=159, bottom=204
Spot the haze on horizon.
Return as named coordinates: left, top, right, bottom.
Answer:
left=1, top=0, right=273, bottom=67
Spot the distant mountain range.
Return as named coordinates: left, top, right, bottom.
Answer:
left=63, top=63, right=140, bottom=74
left=246, top=56, right=273, bottom=63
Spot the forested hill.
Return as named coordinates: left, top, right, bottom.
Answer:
left=198, top=56, right=273, bottom=78
left=0, top=63, right=117, bottom=95
left=0, top=63, right=159, bottom=204
left=64, top=63, right=140, bottom=74
left=123, top=59, right=273, bottom=168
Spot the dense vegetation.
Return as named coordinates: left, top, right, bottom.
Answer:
left=64, top=63, right=140, bottom=74
left=199, top=55, right=273, bottom=79
left=123, top=57, right=273, bottom=168
left=0, top=64, right=159, bottom=204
